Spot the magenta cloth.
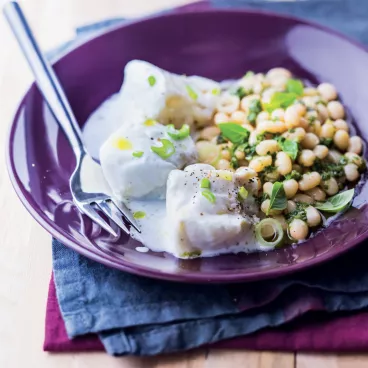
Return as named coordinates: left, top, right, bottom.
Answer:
left=44, top=275, right=368, bottom=352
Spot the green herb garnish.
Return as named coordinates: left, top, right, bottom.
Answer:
left=320, top=138, right=333, bottom=148
left=268, top=181, right=287, bottom=215
left=200, top=178, right=211, bottom=189
left=132, top=151, right=144, bottom=158
left=286, top=202, right=307, bottom=223
left=148, top=75, right=156, bottom=86
left=247, top=99, right=262, bottom=125
left=151, top=139, right=176, bottom=159
left=186, top=85, right=198, bottom=100
left=202, top=189, right=216, bottom=204
left=278, top=138, right=299, bottom=160
left=264, top=92, right=298, bottom=112
left=218, top=123, right=250, bottom=144
left=167, top=124, right=190, bottom=140
left=233, top=86, right=249, bottom=99
left=315, top=189, right=354, bottom=213
left=286, top=78, right=304, bottom=96
left=133, top=211, right=146, bottom=219
left=238, top=186, right=248, bottom=200
left=285, top=170, right=302, bottom=181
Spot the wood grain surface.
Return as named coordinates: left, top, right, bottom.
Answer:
left=0, top=0, right=365, bottom=366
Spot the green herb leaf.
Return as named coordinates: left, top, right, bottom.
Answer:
left=278, top=139, right=299, bottom=160
left=320, top=137, right=333, bottom=148
left=151, top=139, right=176, bottom=159
left=186, top=85, right=198, bottom=100
left=132, top=151, right=144, bottom=158
left=202, top=189, right=216, bottom=204
left=148, top=75, right=156, bottom=86
left=218, top=123, right=250, bottom=144
left=232, top=86, right=248, bottom=99
left=264, top=92, right=298, bottom=112
left=286, top=78, right=304, bottom=96
left=285, top=170, right=302, bottom=181
left=200, top=178, right=211, bottom=189
left=247, top=99, right=262, bottom=124
left=268, top=182, right=287, bottom=215
left=133, top=211, right=146, bottom=219
left=315, top=189, right=354, bottom=213
left=238, top=186, right=248, bottom=200
left=167, top=124, right=190, bottom=140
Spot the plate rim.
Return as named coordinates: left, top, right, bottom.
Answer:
left=6, top=6, right=368, bottom=283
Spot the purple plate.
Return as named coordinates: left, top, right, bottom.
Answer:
left=7, top=7, right=368, bottom=283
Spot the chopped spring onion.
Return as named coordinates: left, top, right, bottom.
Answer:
left=186, top=85, right=198, bottom=100
left=151, top=139, right=175, bottom=159
left=202, top=189, right=216, bottom=204
left=212, top=88, right=221, bottom=95
left=132, top=151, right=144, bottom=158
left=238, top=186, right=248, bottom=200
left=255, top=218, right=284, bottom=248
left=167, top=124, right=190, bottom=140
left=133, top=211, right=146, bottom=219
left=148, top=75, right=156, bottom=86
left=196, top=141, right=221, bottom=166
left=200, top=178, right=211, bottom=189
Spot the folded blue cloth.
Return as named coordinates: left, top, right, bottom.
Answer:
left=53, top=0, right=368, bottom=356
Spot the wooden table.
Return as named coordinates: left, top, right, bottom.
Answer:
left=0, top=0, right=366, bottom=366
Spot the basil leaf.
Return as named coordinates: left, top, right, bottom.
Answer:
left=264, top=92, right=297, bottom=112
left=268, top=182, right=287, bottom=215
left=286, top=78, right=304, bottom=96
left=315, top=189, right=354, bottom=213
left=218, top=123, right=250, bottom=144
left=278, top=139, right=299, bottom=160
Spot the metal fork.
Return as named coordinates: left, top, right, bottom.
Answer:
left=4, top=1, right=140, bottom=237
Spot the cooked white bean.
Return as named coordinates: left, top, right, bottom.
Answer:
left=316, top=104, right=329, bottom=122
left=306, top=187, right=326, bottom=201
left=292, top=164, right=303, bottom=173
left=302, top=96, right=319, bottom=109
left=327, top=149, right=342, bottom=164
left=272, top=214, right=288, bottom=231
left=327, top=100, right=345, bottom=119
left=307, top=119, right=321, bottom=136
left=282, top=127, right=306, bottom=142
left=242, top=123, right=255, bottom=132
left=221, top=150, right=231, bottom=160
left=262, top=88, right=278, bottom=104
left=256, top=111, right=270, bottom=124
left=240, top=94, right=260, bottom=111
left=261, top=199, right=282, bottom=215
left=256, top=140, right=280, bottom=156
left=345, top=152, right=364, bottom=168
left=200, top=126, right=220, bottom=141
left=322, top=177, right=339, bottom=196
left=266, top=67, right=292, bottom=80
left=293, top=194, right=314, bottom=204
left=283, top=179, right=299, bottom=199
left=294, top=103, right=307, bottom=116
left=216, top=159, right=231, bottom=170
left=333, top=119, right=349, bottom=132
left=284, top=105, right=302, bottom=129
left=320, top=123, right=335, bottom=139
left=306, top=206, right=321, bottom=227
left=214, top=112, right=230, bottom=124
left=317, top=83, right=337, bottom=101
left=298, top=149, right=316, bottom=167
left=249, top=155, right=273, bottom=172
left=235, top=150, right=245, bottom=160
left=230, top=110, right=247, bottom=123
left=264, top=169, right=281, bottom=182
left=298, top=172, right=321, bottom=191
left=348, top=136, right=363, bottom=155
left=257, top=120, right=287, bottom=134
left=248, top=131, right=258, bottom=145
left=285, top=200, right=297, bottom=214
left=271, top=108, right=285, bottom=121
left=333, top=130, right=350, bottom=151
left=301, top=133, right=320, bottom=149
left=263, top=182, right=273, bottom=197
left=217, top=94, right=240, bottom=114
left=275, top=152, right=292, bottom=175
left=289, top=219, right=309, bottom=241
left=235, top=167, right=259, bottom=194
left=313, top=145, right=329, bottom=159
left=303, top=87, right=319, bottom=96
left=344, top=163, right=360, bottom=182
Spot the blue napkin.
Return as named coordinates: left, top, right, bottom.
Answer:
left=53, top=0, right=368, bottom=356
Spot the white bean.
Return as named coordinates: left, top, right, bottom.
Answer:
left=275, top=152, right=292, bottom=175
left=306, top=187, right=326, bottom=201
left=249, top=155, right=273, bottom=172
left=313, top=145, right=329, bottom=159
left=320, top=123, right=335, bottom=139
left=293, top=194, right=314, bottom=204
left=282, top=127, right=306, bottom=142
left=344, top=163, right=360, bottom=182
left=317, top=83, right=337, bottom=101
left=214, top=112, right=230, bottom=124
left=285, top=200, right=297, bottom=214
left=298, top=149, right=316, bottom=167
left=327, top=100, right=345, bottom=119
left=289, top=219, right=309, bottom=241
left=306, top=206, right=321, bottom=227
left=216, top=159, right=231, bottom=170
left=261, top=199, right=282, bottom=215
left=301, top=133, right=320, bottom=149
left=248, top=131, right=258, bottom=145
left=348, top=136, right=363, bottom=155
left=271, top=108, right=285, bottom=121
left=327, top=149, right=342, bottom=164
left=257, top=120, right=287, bottom=134
left=200, top=126, right=220, bottom=141
left=283, top=179, right=299, bottom=199
left=298, top=172, right=322, bottom=191
left=256, top=111, right=270, bottom=124
left=256, top=140, right=280, bottom=156
left=263, top=182, right=273, bottom=197
left=217, top=94, right=240, bottom=114
left=345, top=152, right=364, bottom=168
left=272, top=215, right=288, bottom=231
left=322, top=177, right=339, bottom=196
left=316, top=104, right=329, bottom=122
left=333, top=119, right=349, bottom=132
left=333, top=130, right=350, bottom=151
left=240, top=94, right=260, bottom=111
left=284, top=105, right=302, bottom=129
left=230, top=110, right=247, bottom=123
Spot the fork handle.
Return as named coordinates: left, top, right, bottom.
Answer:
left=3, top=1, right=85, bottom=157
